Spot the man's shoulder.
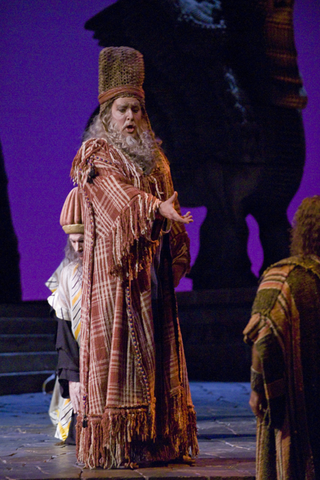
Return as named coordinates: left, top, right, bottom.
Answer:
left=261, top=258, right=294, bottom=281
left=249, top=259, right=295, bottom=317
left=252, top=255, right=320, bottom=315
left=60, top=260, right=81, bottom=279
left=80, top=137, right=110, bottom=156
left=264, top=255, right=320, bottom=281
left=83, top=138, right=125, bottom=166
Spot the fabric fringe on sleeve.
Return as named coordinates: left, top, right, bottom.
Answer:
left=70, top=138, right=109, bottom=187
left=109, top=193, right=162, bottom=280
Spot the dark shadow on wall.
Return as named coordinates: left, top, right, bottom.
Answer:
left=0, top=140, right=22, bottom=303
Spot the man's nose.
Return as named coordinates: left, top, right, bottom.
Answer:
left=127, top=108, right=134, bottom=119
left=75, top=242, right=83, bottom=252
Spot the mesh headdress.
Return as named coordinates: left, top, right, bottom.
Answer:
left=60, top=187, right=84, bottom=234
left=98, top=46, right=145, bottom=113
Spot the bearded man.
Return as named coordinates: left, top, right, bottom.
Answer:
left=244, top=196, right=320, bottom=479
left=46, top=187, right=84, bottom=445
left=70, top=46, right=198, bottom=469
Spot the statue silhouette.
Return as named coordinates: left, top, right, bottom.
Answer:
left=84, top=0, right=307, bottom=289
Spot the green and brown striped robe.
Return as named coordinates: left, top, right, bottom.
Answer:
left=244, top=255, right=320, bottom=480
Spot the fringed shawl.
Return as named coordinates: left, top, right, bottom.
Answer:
left=70, top=138, right=198, bottom=468
left=244, top=255, right=320, bottom=480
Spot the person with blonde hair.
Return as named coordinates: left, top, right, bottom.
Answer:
left=244, top=195, right=320, bottom=479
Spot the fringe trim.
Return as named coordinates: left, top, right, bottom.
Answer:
left=102, top=408, right=153, bottom=467
left=76, top=394, right=198, bottom=469
left=168, top=386, right=199, bottom=458
left=110, top=194, right=162, bottom=280
left=70, top=138, right=109, bottom=187
left=76, top=407, right=153, bottom=469
left=71, top=139, right=164, bottom=282
left=76, top=415, right=105, bottom=469
left=188, top=406, right=199, bottom=457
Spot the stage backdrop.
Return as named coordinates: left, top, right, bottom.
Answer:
left=0, top=0, right=319, bottom=300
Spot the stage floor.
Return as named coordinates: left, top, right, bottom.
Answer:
left=0, top=382, right=256, bottom=479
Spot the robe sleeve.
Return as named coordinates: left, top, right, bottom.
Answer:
left=168, top=194, right=191, bottom=277
left=169, top=221, right=191, bottom=276
left=48, top=264, right=80, bottom=397
left=56, top=317, right=80, bottom=398
left=47, top=266, right=72, bottom=321
left=156, top=153, right=191, bottom=276
left=243, top=269, right=287, bottom=429
left=45, top=258, right=69, bottom=294
left=75, top=142, right=163, bottom=279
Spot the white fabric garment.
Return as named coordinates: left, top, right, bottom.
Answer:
left=46, top=259, right=82, bottom=440
left=47, top=261, right=82, bottom=346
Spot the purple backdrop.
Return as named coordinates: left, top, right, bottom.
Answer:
left=0, top=1, right=319, bottom=300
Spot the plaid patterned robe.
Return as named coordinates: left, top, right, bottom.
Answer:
left=71, top=138, right=198, bottom=468
left=244, top=255, right=320, bottom=480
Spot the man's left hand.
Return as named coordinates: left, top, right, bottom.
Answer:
left=159, top=192, right=193, bottom=224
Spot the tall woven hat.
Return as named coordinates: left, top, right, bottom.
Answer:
left=98, top=46, right=145, bottom=114
left=60, top=187, right=84, bottom=234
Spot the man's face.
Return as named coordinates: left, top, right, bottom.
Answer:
left=69, top=233, right=84, bottom=259
left=111, top=97, right=142, bottom=138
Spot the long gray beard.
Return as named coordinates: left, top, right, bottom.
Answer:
left=83, top=115, right=158, bottom=175
left=64, top=238, right=83, bottom=269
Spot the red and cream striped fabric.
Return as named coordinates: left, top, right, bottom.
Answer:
left=71, top=138, right=198, bottom=468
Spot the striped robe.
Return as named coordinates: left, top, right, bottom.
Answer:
left=47, top=260, right=82, bottom=440
left=45, top=258, right=68, bottom=294
left=48, top=261, right=82, bottom=346
left=243, top=255, right=320, bottom=480
left=71, top=138, right=198, bottom=468
left=49, top=378, right=74, bottom=442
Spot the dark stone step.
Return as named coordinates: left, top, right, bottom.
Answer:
left=0, top=352, right=57, bottom=374
left=0, top=300, right=50, bottom=318
left=183, top=342, right=252, bottom=382
left=176, top=287, right=257, bottom=306
left=0, top=317, right=56, bottom=335
left=0, top=371, right=55, bottom=395
left=0, top=290, right=256, bottom=388
left=0, top=334, right=55, bottom=353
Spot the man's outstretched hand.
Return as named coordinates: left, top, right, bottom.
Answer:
left=69, top=381, right=81, bottom=413
left=159, top=192, right=193, bottom=224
